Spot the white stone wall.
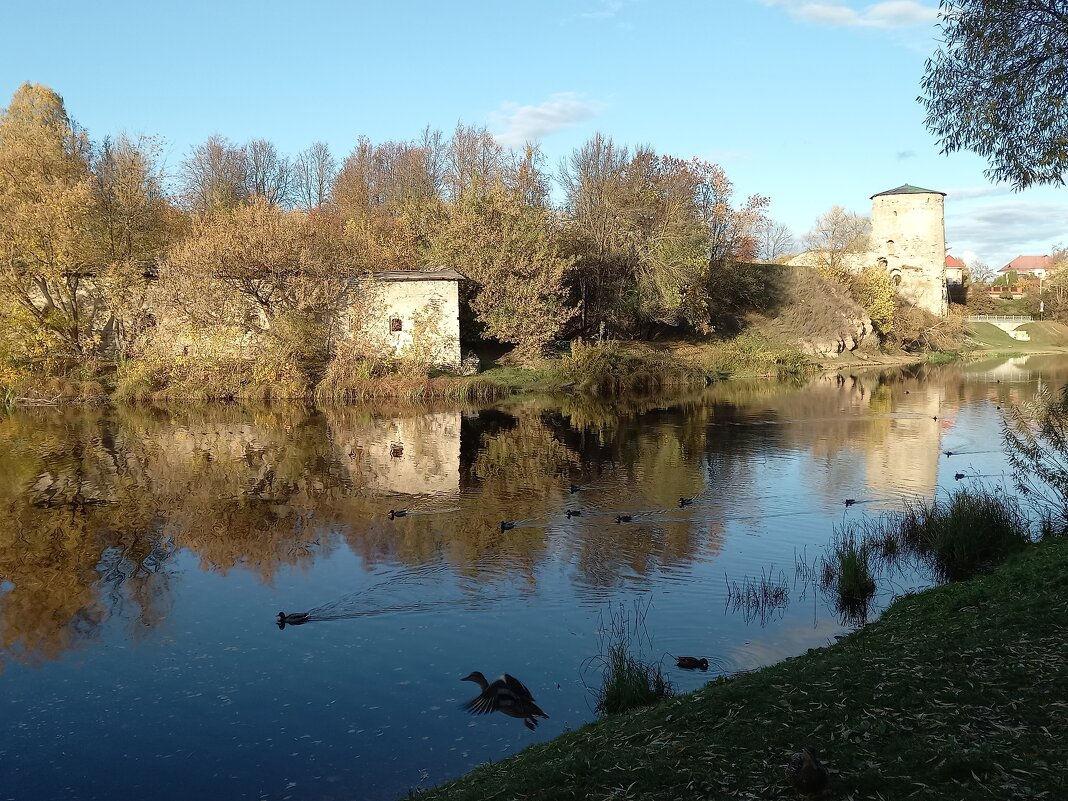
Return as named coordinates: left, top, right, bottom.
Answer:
left=350, top=278, right=462, bottom=368
left=870, top=192, right=947, bottom=317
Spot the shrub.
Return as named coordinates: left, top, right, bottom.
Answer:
left=554, top=340, right=709, bottom=395
left=589, top=600, right=673, bottom=716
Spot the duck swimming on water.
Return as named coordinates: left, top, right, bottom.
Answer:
left=461, top=671, right=548, bottom=730
left=679, top=497, right=695, bottom=508
left=500, top=520, right=516, bottom=532
left=388, top=509, right=407, bottom=520
left=675, top=656, right=709, bottom=670
left=954, top=472, right=966, bottom=481
left=277, top=611, right=310, bottom=628
left=843, top=498, right=857, bottom=507
left=616, top=515, right=633, bottom=524
left=565, top=509, right=582, bottom=518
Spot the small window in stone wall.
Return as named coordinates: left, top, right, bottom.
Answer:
left=887, top=240, right=896, bottom=255
left=878, top=257, right=888, bottom=268
left=891, top=273, right=902, bottom=287
left=390, top=317, right=403, bottom=333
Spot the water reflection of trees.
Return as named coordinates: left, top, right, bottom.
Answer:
left=5, top=356, right=1065, bottom=665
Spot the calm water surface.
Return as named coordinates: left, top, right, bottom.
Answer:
left=1, top=355, right=1063, bottom=800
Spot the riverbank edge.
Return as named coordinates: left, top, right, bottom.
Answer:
left=413, top=538, right=1068, bottom=800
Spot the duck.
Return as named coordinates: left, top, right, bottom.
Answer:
left=276, top=611, right=310, bottom=628
left=500, top=520, right=516, bottom=532
left=388, top=509, right=407, bottom=520
left=954, top=472, right=966, bottom=481
left=569, top=484, right=581, bottom=494
left=460, top=671, right=548, bottom=730
left=679, top=496, right=695, bottom=508
left=944, top=450, right=954, bottom=457
left=785, top=747, right=829, bottom=796
left=675, top=656, right=709, bottom=670
left=843, top=498, right=857, bottom=507
left=565, top=509, right=582, bottom=518
left=616, top=515, right=633, bottom=524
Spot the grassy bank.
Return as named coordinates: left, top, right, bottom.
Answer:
left=417, top=539, right=1068, bottom=800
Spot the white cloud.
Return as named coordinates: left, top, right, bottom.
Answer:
left=489, top=93, right=601, bottom=148
left=945, top=200, right=1068, bottom=267
left=760, top=0, right=938, bottom=29
left=895, top=150, right=917, bottom=160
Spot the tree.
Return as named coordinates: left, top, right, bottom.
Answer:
left=801, top=206, right=871, bottom=284
left=968, top=258, right=995, bottom=284
left=294, top=142, right=337, bottom=211
left=179, top=134, right=249, bottom=212
left=921, top=1, right=1068, bottom=188
left=755, top=219, right=795, bottom=262
left=429, top=181, right=574, bottom=363
left=244, top=139, right=293, bottom=207
left=160, top=198, right=362, bottom=340
left=0, top=83, right=123, bottom=361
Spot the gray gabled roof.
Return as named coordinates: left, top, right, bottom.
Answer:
left=871, top=184, right=946, bottom=199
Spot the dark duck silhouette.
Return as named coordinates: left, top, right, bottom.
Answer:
left=679, top=496, right=695, bottom=508
left=500, top=520, right=516, bottom=532
left=954, top=472, right=966, bottom=481
left=565, top=509, right=582, bottom=518
left=388, top=509, right=407, bottom=520
left=675, top=656, right=709, bottom=670
left=569, top=484, right=581, bottom=494
left=785, top=747, right=829, bottom=796
left=461, top=672, right=548, bottom=730
left=276, top=611, right=310, bottom=629
left=843, top=498, right=857, bottom=507
left=615, top=515, right=633, bottom=524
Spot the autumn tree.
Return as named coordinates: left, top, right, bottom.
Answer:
left=560, top=134, right=767, bottom=337
left=429, top=180, right=573, bottom=363
left=801, top=206, right=871, bottom=284
left=161, top=197, right=363, bottom=348
left=921, top=0, right=1068, bottom=188
left=0, top=83, right=169, bottom=364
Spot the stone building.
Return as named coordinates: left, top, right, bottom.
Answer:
left=790, top=184, right=948, bottom=317
left=353, top=269, right=464, bottom=368
left=869, top=184, right=947, bottom=317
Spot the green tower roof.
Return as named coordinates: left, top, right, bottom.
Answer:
left=870, top=183, right=946, bottom=199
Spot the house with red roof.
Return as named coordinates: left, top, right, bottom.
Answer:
left=998, top=255, right=1053, bottom=279
left=945, top=255, right=965, bottom=284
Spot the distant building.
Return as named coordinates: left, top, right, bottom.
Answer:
left=945, top=255, right=966, bottom=285
left=998, top=255, right=1053, bottom=280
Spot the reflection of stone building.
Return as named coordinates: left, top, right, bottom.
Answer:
left=338, top=412, right=461, bottom=495
left=864, top=383, right=943, bottom=498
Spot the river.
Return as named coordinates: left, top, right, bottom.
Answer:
left=0, top=354, right=1061, bottom=800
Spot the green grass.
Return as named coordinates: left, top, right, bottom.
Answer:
left=415, top=540, right=1068, bottom=800
left=926, top=350, right=960, bottom=364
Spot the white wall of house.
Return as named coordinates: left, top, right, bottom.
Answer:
left=351, top=272, right=462, bottom=367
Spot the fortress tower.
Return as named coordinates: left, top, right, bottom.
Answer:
left=869, top=184, right=947, bottom=317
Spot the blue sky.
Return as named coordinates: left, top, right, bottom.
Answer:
left=2, top=0, right=1064, bottom=268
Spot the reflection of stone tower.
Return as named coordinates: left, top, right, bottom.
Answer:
left=870, top=184, right=947, bottom=317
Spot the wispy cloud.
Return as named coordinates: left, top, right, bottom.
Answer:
left=759, top=0, right=938, bottom=29
left=895, top=150, right=917, bottom=160
left=489, top=93, right=601, bottom=148
left=946, top=200, right=1068, bottom=266
left=943, top=183, right=1015, bottom=201
left=581, top=0, right=626, bottom=19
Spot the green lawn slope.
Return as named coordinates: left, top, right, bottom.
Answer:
left=416, top=540, right=1068, bottom=800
